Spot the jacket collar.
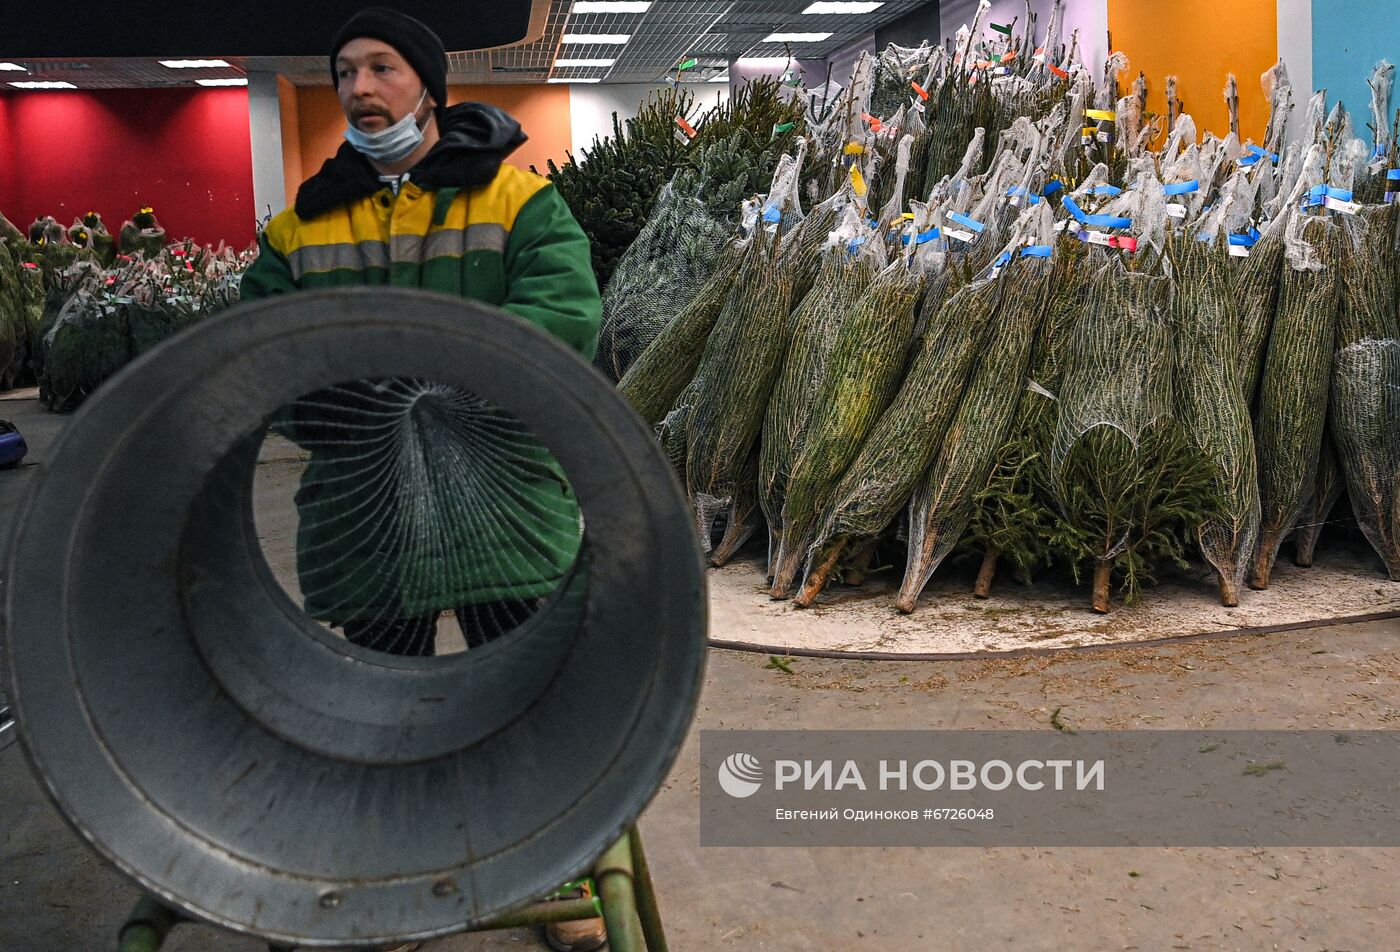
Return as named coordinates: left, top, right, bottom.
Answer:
left=295, top=102, right=528, bottom=220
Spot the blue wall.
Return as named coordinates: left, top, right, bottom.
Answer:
left=1312, top=0, right=1400, bottom=146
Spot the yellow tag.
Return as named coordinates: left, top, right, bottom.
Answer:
left=1084, top=109, right=1116, bottom=121
left=850, top=166, right=868, bottom=197
left=843, top=142, right=865, bottom=155
left=901, top=212, right=916, bottom=220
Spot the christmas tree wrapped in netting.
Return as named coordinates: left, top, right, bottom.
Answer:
left=769, top=229, right=924, bottom=597
left=1250, top=144, right=1343, bottom=589
left=1331, top=200, right=1400, bottom=578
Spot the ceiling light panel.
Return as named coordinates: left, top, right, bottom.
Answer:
left=0, top=62, right=27, bottom=71
left=160, top=59, right=231, bottom=68
left=196, top=78, right=248, bottom=86
left=554, top=57, right=617, bottom=67
left=762, top=32, right=833, bottom=42
left=10, top=81, right=77, bottom=88
left=561, top=33, right=631, bottom=43
left=802, top=1, right=883, bottom=12
left=571, top=1, right=651, bottom=11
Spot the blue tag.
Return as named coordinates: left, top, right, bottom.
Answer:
left=762, top=205, right=782, bottom=224
left=1239, top=154, right=1262, bottom=167
left=1088, top=185, right=1122, bottom=196
left=1306, top=184, right=1354, bottom=207
left=1164, top=180, right=1199, bottom=195
left=1248, top=144, right=1279, bottom=162
left=848, top=236, right=867, bottom=253
left=946, top=211, right=985, bottom=233
left=1063, top=195, right=1131, bottom=229
left=901, top=227, right=941, bottom=246
left=1373, top=144, right=1386, bottom=161
left=1043, top=180, right=1064, bottom=197
left=1007, top=186, right=1041, bottom=204
left=993, top=250, right=1012, bottom=269
left=1227, top=232, right=1257, bottom=247
left=1388, top=169, right=1400, bottom=181
left=1020, top=244, right=1054, bottom=257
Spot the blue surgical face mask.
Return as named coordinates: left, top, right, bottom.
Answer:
left=344, top=88, right=430, bottom=164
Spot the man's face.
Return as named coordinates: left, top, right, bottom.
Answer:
left=335, top=37, right=430, bottom=132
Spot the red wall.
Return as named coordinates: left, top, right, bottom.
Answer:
left=0, top=87, right=256, bottom=248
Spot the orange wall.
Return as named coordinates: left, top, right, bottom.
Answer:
left=1107, top=0, right=1277, bottom=145
left=291, top=83, right=572, bottom=193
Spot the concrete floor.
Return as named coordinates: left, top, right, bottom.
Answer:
left=3, top=394, right=1399, bottom=951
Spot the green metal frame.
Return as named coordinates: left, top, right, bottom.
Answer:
left=115, top=827, right=668, bottom=952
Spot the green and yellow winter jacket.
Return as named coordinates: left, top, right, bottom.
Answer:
left=240, top=102, right=600, bottom=622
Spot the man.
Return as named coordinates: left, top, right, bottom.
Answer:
left=239, top=10, right=606, bottom=951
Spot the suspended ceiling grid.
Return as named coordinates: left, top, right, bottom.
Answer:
left=0, top=1, right=935, bottom=89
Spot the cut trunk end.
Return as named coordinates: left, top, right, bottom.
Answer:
left=1091, top=561, right=1112, bottom=614
left=1292, top=525, right=1320, bottom=567
left=794, top=539, right=848, bottom=608
left=769, top=544, right=804, bottom=599
left=1217, top=572, right=1240, bottom=608
left=895, top=528, right=943, bottom=615
left=1249, top=539, right=1276, bottom=591
left=973, top=547, right=1000, bottom=599
left=710, top=512, right=756, bottom=567
left=765, top=528, right=781, bottom=582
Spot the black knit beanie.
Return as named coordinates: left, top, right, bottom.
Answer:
left=331, top=8, right=448, bottom=124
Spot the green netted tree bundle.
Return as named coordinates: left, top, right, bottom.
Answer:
left=1234, top=228, right=1286, bottom=404
left=963, top=239, right=1093, bottom=598
left=801, top=275, right=1002, bottom=602
left=710, top=450, right=762, bottom=567
left=41, top=291, right=136, bottom=410
left=895, top=226, right=1057, bottom=614
left=1251, top=214, right=1342, bottom=588
left=1293, top=438, right=1345, bottom=567
left=1331, top=202, right=1400, bottom=578
left=547, top=79, right=806, bottom=288
left=920, top=74, right=996, bottom=194
left=684, top=226, right=795, bottom=540
left=616, top=242, right=742, bottom=424
left=769, top=258, right=925, bottom=597
left=1167, top=234, right=1259, bottom=606
left=0, top=245, right=33, bottom=389
left=593, top=183, right=733, bottom=381
left=869, top=43, right=934, bottom=120
left=774, top=188, right=849, bottom=302
left=1049, top=257, right=1218, bottom=613
left=759, top=246, right=878, bottom=572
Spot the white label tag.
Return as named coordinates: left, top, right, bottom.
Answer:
left=1081, top=229, right=1114, bottom=246
left=943, top=227, right=977, bottom=243
left=1323, top=195, right=1361, bottom=214
left=1165, top=204, right=1187, bottom=219
left=1228, top=244, right=1251, bottom=257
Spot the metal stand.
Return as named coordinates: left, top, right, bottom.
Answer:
left=116, top=827, right=668, bottom=952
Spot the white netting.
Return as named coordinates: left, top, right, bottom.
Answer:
left=269, top=380, right=581, bottom=656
